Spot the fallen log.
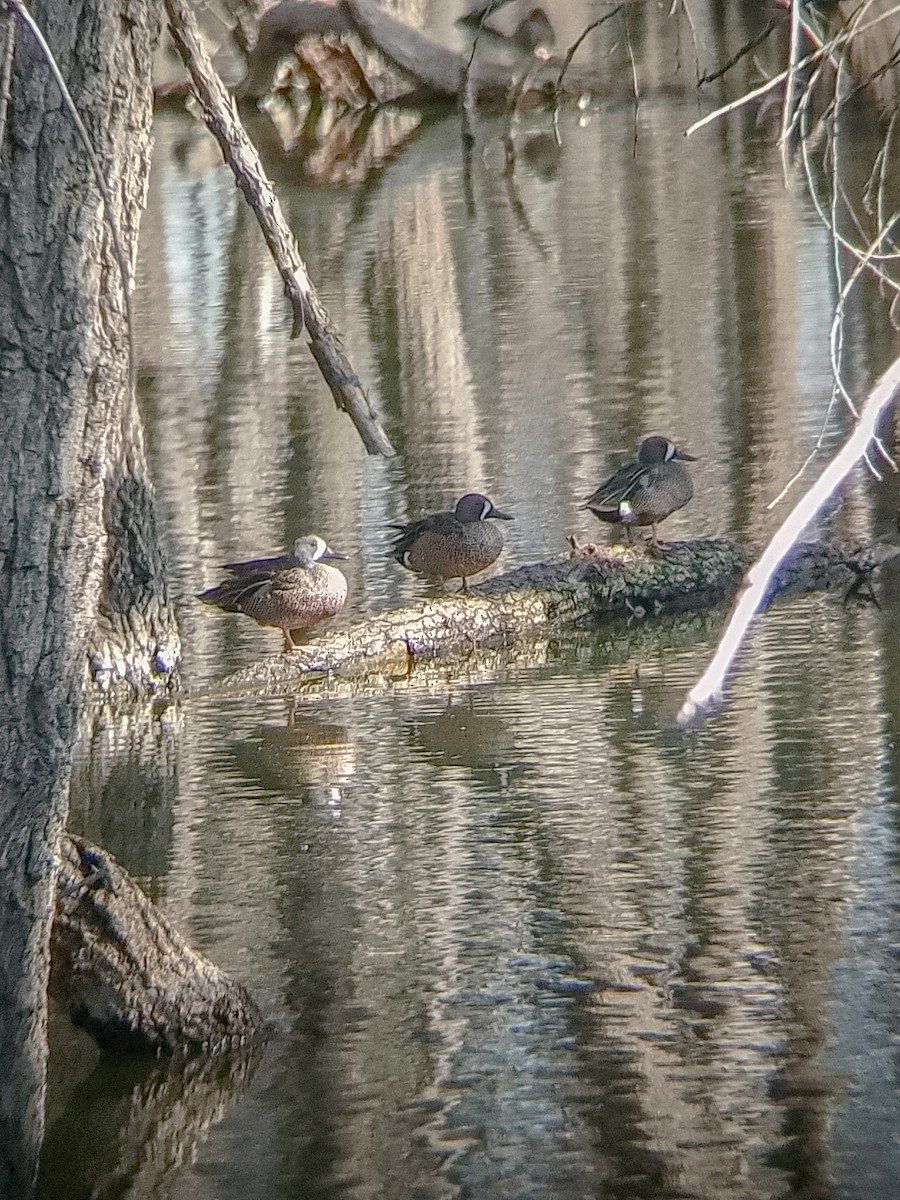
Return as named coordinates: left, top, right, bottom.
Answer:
left=51, top=835, right=263, bottom=1054
left=214, top=537, right=896, bottom=695
left=247, top=0, right=591, bottom=105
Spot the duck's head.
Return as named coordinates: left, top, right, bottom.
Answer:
left=454, top=493, right=515, bottom=523
left=638, top=435, right=697, bottom=465
left=291, top=535, right=348, bottom=566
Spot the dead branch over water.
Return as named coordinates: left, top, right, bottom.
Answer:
left=680, top=4, right=900, bottom=721
left=211, top=537, right=892, bottom=696
left=164, top=0, right=394, bottom=457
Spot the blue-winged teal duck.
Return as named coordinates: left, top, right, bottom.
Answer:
left=198, top=535, right=348, bottom=652
left=390, top=493, right=514, bottom=591
left=582, top=435, right=696, bottom=547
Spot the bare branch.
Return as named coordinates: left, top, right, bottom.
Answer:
left=679, top=355, right=900, bottom=725
left=698, top=18, right=779, bottom=85
left=779, top=0, right=804, bottom=182
left=624, top=7, right=640, bottom=156
left=687, top=3, right=900, bottom=139
left=164, top=0, right=395, bottom=457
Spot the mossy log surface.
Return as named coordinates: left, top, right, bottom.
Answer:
left=51, top=835, right=263, bottom=1054
left=216, top=538, right=894, bottom=695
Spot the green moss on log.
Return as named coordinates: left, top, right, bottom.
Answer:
left=210, top=537, right=896, bottom=696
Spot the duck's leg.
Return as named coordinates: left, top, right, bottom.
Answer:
left=282, top=628, right=297, bottom=653
left=460, top=577, right=470, bottom=595
left=646, top=525, right=669, bottom=556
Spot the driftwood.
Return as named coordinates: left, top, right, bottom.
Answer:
left=214, top=537, right=895, bottom=694
left=164, top=0, right=394, bottom=457
left=249, top=0, right=590, bottom=105
left=51, top=835, right=262, bottom=1054
left=345, top=0, right=527, bottom=100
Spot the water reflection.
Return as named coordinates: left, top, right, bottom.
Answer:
left=38, top=1024, right=264, bottom=1200
left=229, top=708, right=357, bottom=807
left=54, top=9, right=900, bottom=1198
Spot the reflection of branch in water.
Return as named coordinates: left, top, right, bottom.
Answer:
left=502, top=67, right=551, bottom=259
left=551, top=10, right=621, bottom=145
left=460, top=0, right=496, bottom=215
left=39, top=1037, right=265, bottom=1200
left=501, top=139, right=551, bottom=260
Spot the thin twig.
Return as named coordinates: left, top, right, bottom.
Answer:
left=552, top=10, right=621, bottom=146
left=3, top=0, right=135, bottom=394
left=779, top=0, right=803, bottom=182
left=623, top=7, right=640, bottom=157
left=678, top=354, right=900, bottom=725
left=698, top=18, right=779, bottom=84
left=164, top=0, right=394, bottom=457
left=460, top=0, right=493, bottom=145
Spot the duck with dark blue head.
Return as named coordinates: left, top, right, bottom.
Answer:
left=390, top=493, right=514, bottom=591
left=582, top=435, right=696, bottom=548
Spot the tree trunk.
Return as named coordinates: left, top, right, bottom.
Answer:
left=0, top=2, right=163, bottom=1191
left=88, top=391, right=182, bottom=697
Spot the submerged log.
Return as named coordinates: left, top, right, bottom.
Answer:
left=216, top=537, right=895, bottom=694
left=51, top=835, right=262, bottom=1054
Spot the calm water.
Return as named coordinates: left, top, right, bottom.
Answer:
left=46, top=8, right=900, bottom=1197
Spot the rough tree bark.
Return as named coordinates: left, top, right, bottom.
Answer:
left=0, top=1, right=172, bottom=1191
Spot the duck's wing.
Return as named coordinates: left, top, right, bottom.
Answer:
left=388, top=512, right=455, bottom=562
left=222, top=551, right=297, bottom=576
left=197, top=573, right=272, bottom=612
left=582, top=462, right=647, bottom=513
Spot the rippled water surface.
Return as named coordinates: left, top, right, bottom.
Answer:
left=44, top=5, right=900, bottom=1198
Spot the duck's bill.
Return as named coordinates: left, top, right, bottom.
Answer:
left=322, top=548, right=350, bottom=560
left=488, top=507, right=515, bottom=521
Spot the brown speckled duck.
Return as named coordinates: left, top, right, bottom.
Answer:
left=390, top=493, right=514, bottom=591
left=198, top=535, right=347, bottom=652
left=582, top=435, right=696, bottom=548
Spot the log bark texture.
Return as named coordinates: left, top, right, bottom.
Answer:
left=51, top=836, right=262, bottom=1054
left=215, top=537, right=893, bottom=694
left=0, top=1, right=167, bottom=1190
